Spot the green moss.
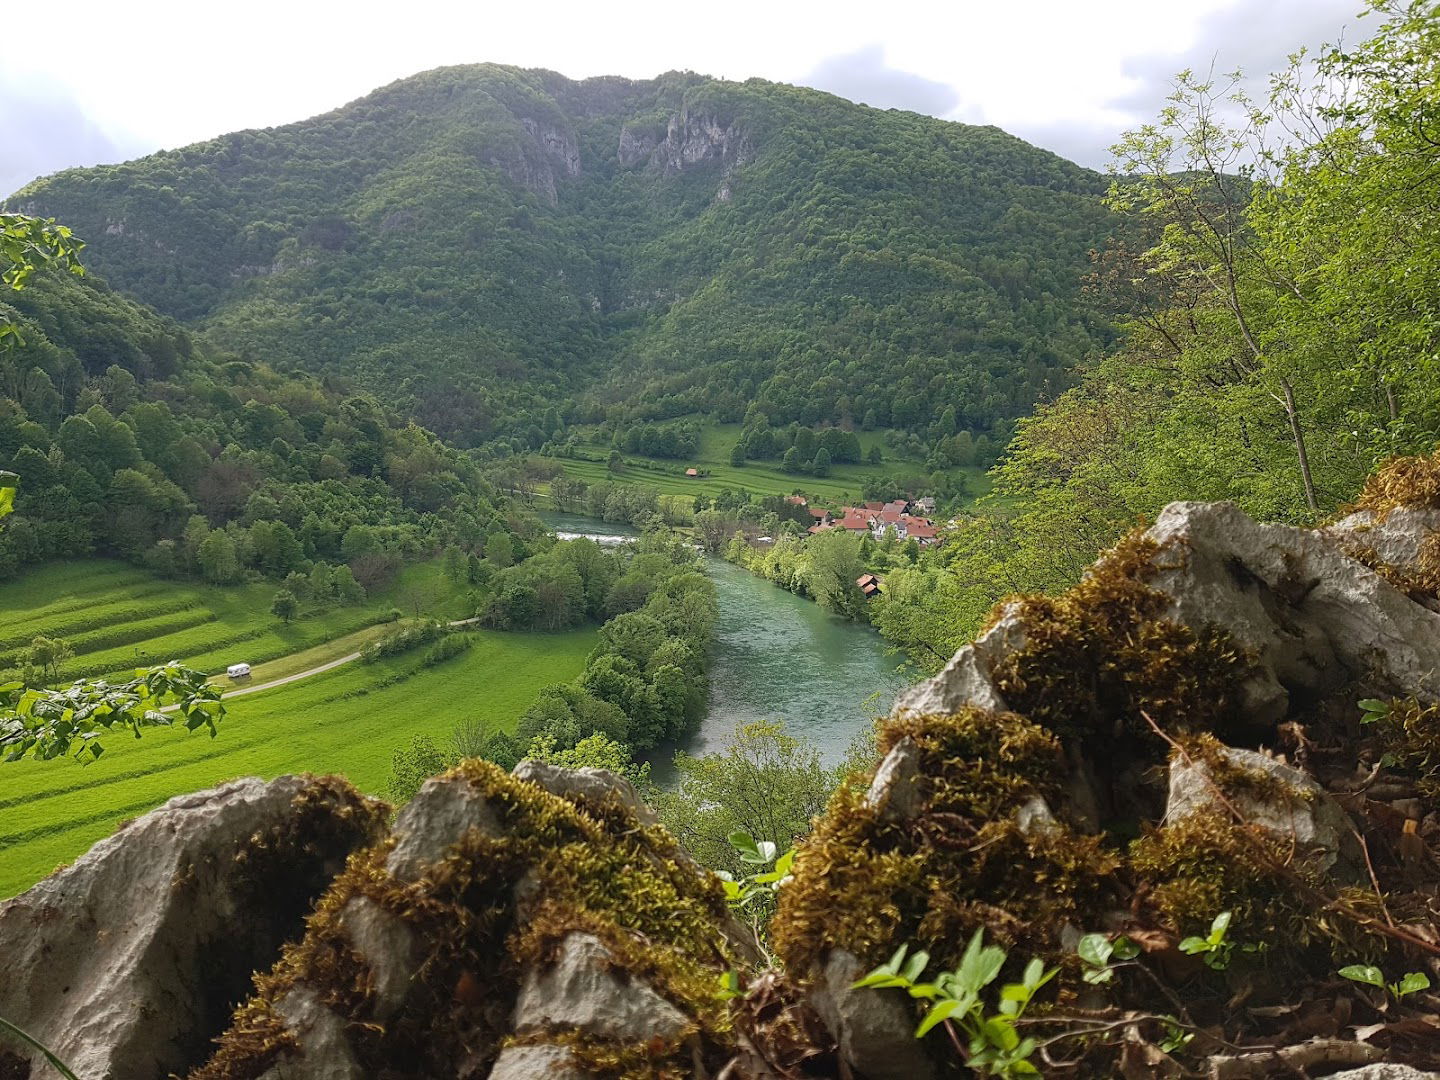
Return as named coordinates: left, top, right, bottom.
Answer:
left=775, top=709, right=1122, bottom=981
left=1350, top=446, right=1440, bottom=519
left=990, top=531, right=1256, bottom=750
left=1372, top=698, right=1440, bottom=798
left=191, top=760, right=743, bottom=1080
left=1128, top=807, right=1383, bottom=966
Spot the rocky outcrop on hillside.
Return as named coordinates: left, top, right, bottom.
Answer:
left=497, top=117, right=583, bottom=204
left=8, top=455, right=1440, bottom=1078
left=618, top=108, right=752, bottom=183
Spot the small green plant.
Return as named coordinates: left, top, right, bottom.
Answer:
left=1339, top=964, right=1432, bottom=1000
left=1159, top=1017, right=1195, bottom=1055
left=1178, top=911, right=1263, bottom=970
left=1359, top=698, right=1391, bottom=725
left=716, top=831, right=795, bottom=910
left=1076, top=932, right=1140, bottom=984
left=716, top=968, right=744, bottom=1001
left=853, top=931, right=1056, bottom=1077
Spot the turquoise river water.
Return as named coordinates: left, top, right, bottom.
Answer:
left=539, top=512, right=910, bottom=776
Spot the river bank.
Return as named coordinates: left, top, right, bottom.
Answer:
left=538, top=512, right=909, bottom=779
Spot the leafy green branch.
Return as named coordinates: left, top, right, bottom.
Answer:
left=716, top=831, right=795, bottom=966
left=0, top=212, right=85, bottom=351
left=0, top=661, right=224, bottom=764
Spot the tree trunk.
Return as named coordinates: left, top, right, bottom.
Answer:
left=1386, top=382, right=1399, bottom=422
left=1280, top=378, right=1319, bottom=514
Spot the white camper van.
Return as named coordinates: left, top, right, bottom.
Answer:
left=226, top=663, right=252, bottom=679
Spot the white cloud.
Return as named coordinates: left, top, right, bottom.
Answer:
left=1, top=0, right=1370, bottom=195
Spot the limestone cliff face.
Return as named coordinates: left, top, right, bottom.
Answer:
left=490, top=117, right=583, bottom=205
left=619, top=109, right=751, bottom=179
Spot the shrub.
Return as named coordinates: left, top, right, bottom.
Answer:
left=361, top=620, right=444, bottom=662
left=421, top=633, right=472, bottom=667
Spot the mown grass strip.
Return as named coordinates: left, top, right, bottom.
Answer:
left=0, top=627, right=598, bottom=897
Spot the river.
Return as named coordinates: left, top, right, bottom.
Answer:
left=539, top=512, right=910, bottom=778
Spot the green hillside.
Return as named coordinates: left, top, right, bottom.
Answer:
left=10, top=66, right=1117, bottom=449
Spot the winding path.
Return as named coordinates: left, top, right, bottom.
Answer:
left=164, top=616, right=483, bottom=710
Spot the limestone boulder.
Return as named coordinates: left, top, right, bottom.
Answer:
left=1143, top=501, right=1440, bottom=718
left=892, top=604, right=1025, bottom=716
left=0, top=775, right=384, bottom=1080
left=513, top=931, right=690, bottom=1041
left=487, top=1044, right=597, bottom=1080
left=865, top=736, right=925, bottom=824
left=809, top=949, right=937, bottom=1080
left=1166, top=746, right=1362, bottom=876
left=1326, top=504, right=1440, bottom=580
left=512, top=759, right=658, bottom=826
left=187, top=762, right=745, bottom=1079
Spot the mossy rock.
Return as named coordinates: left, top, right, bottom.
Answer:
left=191, top=761, right=747, bottom=1080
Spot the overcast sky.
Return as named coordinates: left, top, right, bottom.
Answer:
left=2, top=0, right=1368, bottom=199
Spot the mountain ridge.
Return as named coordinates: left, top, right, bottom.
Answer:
left=10, top=63, right=1118, bottom=448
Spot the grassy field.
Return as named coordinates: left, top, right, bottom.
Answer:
left=549, top=422, right=990, bottom=507
left=0, top=625, right=598, bottom=897
left=0, top=558, right=474, bottom=685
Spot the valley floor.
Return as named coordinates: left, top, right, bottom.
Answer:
left=0, top=561, right=598, bottom=898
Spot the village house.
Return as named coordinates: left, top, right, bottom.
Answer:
left=856, top=573, right=881, bottom=598
left=833, top=504, right=944, bottom=546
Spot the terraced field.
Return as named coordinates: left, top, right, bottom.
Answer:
left=0, top=626, right=598, bottom=897
left=548, top=422, right=990, bottom=506
left=0, top=559, right=470, bottom=684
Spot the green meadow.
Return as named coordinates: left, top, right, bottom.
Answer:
left=0, top=625, right=597, bottom=897
left=0, top=559, right=473, bottom=685
left=548, top=422, right=990, bottom=506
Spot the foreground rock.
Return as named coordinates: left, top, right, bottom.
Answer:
left=0, top=775, right=386, bottom=1080
left=12, top=477, right=1440, bottom=1078
left=787, top=493, right=1440, bottom=1078
left=187, top=761, right=749, bottom=1080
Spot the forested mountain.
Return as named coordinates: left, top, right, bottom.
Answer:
left=8, top=67, right=1117, bottom=449
left=0, top=267, right=504, bottom=580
